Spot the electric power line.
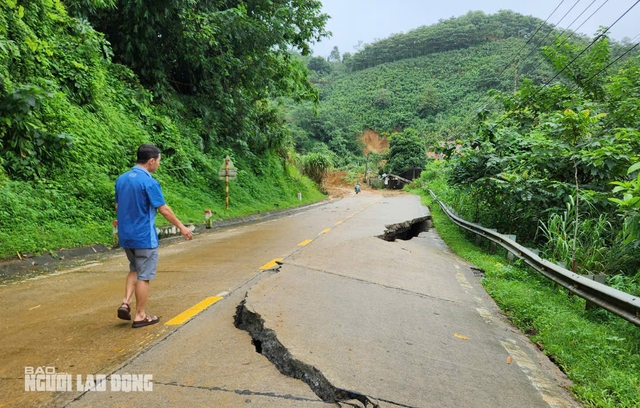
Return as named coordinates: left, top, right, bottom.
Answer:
left=517, top=0, right=596, bottom=71
left=494, top=0, right=568, bottom=80
left=518, top=0, right=611, bottom=82
left=583, top=40, right=640, bottom=84
left=475, top=0, right=604, bottom=113
left=518, top=0, right=640, bottom=106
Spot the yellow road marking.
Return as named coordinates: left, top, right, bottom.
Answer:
left=321, top=228, right=331, bottom=234
left=298, top=239, right=313, bottom=246
left=165, top=296, right=224, bottom=326
left=260, top=258, right=283, bottom=270
left=335, top=220, right=344, bottom=225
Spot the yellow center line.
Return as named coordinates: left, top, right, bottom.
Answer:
left=260, top=258, right=283, bottom=270
left=298, top=239, right=313, bottom=246
left=165, top=296, right=224, bottom=326
left=321, top=228, right=331, bottom=234
left=335, top=220, right=344, bottom=225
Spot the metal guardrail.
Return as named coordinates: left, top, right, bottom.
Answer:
left=429, top=190, right=640, bottom=328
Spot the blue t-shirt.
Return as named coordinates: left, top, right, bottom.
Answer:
left=115, top=166, right=166, bottom=249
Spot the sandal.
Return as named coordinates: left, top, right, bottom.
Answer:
left=117, top=303, right=131, bottom=321
left=132, top=315, right=160, bottom=328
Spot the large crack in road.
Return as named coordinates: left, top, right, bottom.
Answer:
left=234, top=298, right=380, bottom=408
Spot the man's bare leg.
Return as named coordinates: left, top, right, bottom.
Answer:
left=134, top=279, right=151, bottom=321
left=122, top=271, right=137, bottom=306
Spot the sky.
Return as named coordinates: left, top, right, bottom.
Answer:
left=312, top=0, right=640, bottom=58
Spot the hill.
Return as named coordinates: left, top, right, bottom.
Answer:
left=288, top=10, right=634, bottom=167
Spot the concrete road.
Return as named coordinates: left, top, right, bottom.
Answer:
left=0, top=192, right=579, bottom=407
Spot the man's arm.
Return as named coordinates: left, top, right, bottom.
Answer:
left=157, top=204, right=193, bottom=240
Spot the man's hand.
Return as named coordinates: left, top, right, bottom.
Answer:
left=158, top=204, right=194, bottom=241
left=180, top=225, right=193, bottom=240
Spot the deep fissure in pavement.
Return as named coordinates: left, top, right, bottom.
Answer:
left=377, top=216, right=432, bottom=242
left=234, top=299, right=379, bottom=407
left=252, top=338, right=263, bottom=354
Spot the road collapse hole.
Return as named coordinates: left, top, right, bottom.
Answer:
left=377, top=216, right=432, bottom=242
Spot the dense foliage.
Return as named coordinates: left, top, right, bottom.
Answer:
left=347, top=10, right=552, bottom=71
left=384, top=128, right=426, bottom=174
left=0, top=0, right=328, bottom=259
left=423, top=34, right=640, bottom=281
left=322, top=11, right=640, bottom=407
left=289, top=11, right=566, bottom=170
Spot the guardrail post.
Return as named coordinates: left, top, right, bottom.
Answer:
left=488, top=229, right=497, bottom=254
left=505, top=235, right=517, bottom=261
left=585, top=274, right=607, bottom=310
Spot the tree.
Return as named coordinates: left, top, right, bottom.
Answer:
left=385, top=128, right=427, bottom=174
left=82, top=0, right=329, bottom=144
left=307, top=56, right=332, bottom=74
left=541, top=29, right=611, bottom=100
left=611, top=162, right=640, bottom=246
left=301, top=152, right=332, bottom=185
left=328, top=46, right=341, bottom=62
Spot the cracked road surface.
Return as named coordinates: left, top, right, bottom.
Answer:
left=0, top=192, right=579, bottom=407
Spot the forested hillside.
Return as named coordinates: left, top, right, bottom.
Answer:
left=347, top=10, right=549, bottom=70
left=288, top=11, right=560, bottom=165
left=289, top=10, right=635, bottom=167
left=0, top=0, right=328, bottom=260
left=290, top=5, right=640, bottom=308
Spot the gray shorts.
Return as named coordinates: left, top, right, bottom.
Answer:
left=123, top=248, right=159, bottom=281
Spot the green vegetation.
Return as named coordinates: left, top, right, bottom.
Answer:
left=348, top=10, right=551, bottom=71
left=2, top=2, right=640, bottom=404
left=289, top=10, right=572, bottom=165
left=300, top=152, right=332, bottom=187
left=0, top=0, right=328, bottom=259
left=410, top=181, right=640, bottom=407
left=385, top=128, right=427, bottom=174
left=431, top=42, right=640, bottom=282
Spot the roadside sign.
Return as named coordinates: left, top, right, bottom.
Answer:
left=218, top=156, right=238, bottom=180
left=219, top=155, right=237, bottom=209
left=218, top=169, right=237, bottom=180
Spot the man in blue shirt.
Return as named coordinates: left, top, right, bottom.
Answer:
left=115, top=144, right=193, bottom=328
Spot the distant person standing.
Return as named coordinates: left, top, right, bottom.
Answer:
left=115, top=144, right=193, bottom=328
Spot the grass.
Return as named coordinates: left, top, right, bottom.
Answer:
left=0, top=154, right=325, bottom=260
left=409, top=186, right=640, bottom=408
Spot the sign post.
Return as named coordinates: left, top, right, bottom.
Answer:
left=218, top=155, right=237, bottom=210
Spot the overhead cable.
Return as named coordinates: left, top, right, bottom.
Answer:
left=521, top=0, right=640, bottom=103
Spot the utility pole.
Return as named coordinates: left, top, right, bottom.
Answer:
left=364, top=152, right=370, bottom=185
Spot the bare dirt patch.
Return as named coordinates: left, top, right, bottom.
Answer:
left=323, top=171, right=353, bottom=199
left=359, top=130, right=389, bottom=155
left=323, top=170, right=407, bottom=199
left=326, top=171, right=350, bottom=188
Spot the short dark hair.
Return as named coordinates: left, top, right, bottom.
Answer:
left=136, top=144, right=161, bottom=164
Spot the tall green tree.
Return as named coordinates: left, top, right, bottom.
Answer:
left=81, top=0, right=329, bottom=144
left=385, top=128, right=426, bottom=174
